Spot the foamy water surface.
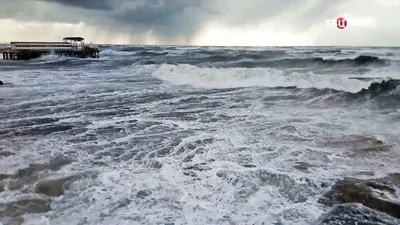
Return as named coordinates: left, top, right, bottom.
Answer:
left=0, top=46, right=400, bottom=225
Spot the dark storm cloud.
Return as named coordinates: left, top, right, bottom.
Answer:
left=29, top=0, right=334, bottom=42
left=109, top=0, right=216, bottom=42
left=113, top=0, right=204, bottom=25
left=39, top=0, right=113, bottom=10
left=0, top=0, right=344, bottom=44
left=19, top=0, right=215, bottom=43
left=0, top=0, right=105, bottom=24
left=2, top=0, right=399, bottom=45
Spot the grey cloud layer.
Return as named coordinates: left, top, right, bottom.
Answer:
left=31, top=0, right=216, bottom=43
left=34, top=0, right=339, bottom=27
left=1, top=0, right=399, bottom=45
left=39, top=0, right=113, bottom=10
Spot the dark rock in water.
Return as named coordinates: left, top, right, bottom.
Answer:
left=319, top=174, right=400, bottom=219
left=0, top=198, right=52, bottom=218
left=322, top=135, right=392, bottom=153
left=0, top=80, right=3, bottom=85
left=349, top=136, right=391, bottom=152
left=370, top=173, right=400, bottom=187
left=0, top=151, right=15, bottom=157
left=314, top=204, right=400, bottom=225
left=35, top=175, right=75, bottom=196
left=35, top=171, right=99, bottom=197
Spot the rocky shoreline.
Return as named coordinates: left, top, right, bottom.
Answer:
left=315, top=174, right=400, bottom=225
left=314, top=136, right=400, bottom=225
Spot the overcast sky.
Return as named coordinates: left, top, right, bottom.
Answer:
left=0, top=0, right=399, bottom=46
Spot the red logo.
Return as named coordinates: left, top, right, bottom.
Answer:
left=337, top=17, right=347, bottom=29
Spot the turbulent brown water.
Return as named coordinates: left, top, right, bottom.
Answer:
left=0, top=45, right=400, bottom=225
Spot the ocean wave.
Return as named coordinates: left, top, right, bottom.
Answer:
left=28, top=54, right=70, bottom=64
left=344, top=79, right=400, bottom=107
left=152, top=63, right=400, bottom=108
left=134, top=51, right=169, bottom=57
left=295, top=79, right=400, bottom=108
left=57, top=46, right=395, bottom=70
left=152, top=63, right=382, bottom=93
left=224, top=55, right=387, bottom=68
left=118, top=46, right=152, bottom=52
left=287, top=49, right=342, bottom=54
left=298, top=79, right=399, bottom=99
left=137, top=52, right=388, bottom=68
left=356, top=79, right=400, bottom=96
left=191, top=50, right=287, bottom=61
left=100, top=49, right=136, bottom=57
left=117, top=46, right=177, bottom=52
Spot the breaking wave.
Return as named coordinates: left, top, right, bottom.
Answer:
left=29, top=54, right=69, bottom=64
left=222, top=55, right=387, bottom=69
left=152, top=64, right=384, bottom=93
left=356, top=79, right=400, bottom=96
left=152, top=63, right=400, bottom=108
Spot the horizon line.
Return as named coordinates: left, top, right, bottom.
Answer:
left=0, top=42, right=399, bottom=48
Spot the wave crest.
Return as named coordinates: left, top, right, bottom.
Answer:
left=152, top=64, right=380, bottom=93
left=356, top=79, right=400, bottom=96
left=227, top=55, right=387, bottom=68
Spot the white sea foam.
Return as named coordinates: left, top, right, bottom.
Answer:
left=152, top=63, right=387, bottom=93
left=1, top=48, right=400, bottom=225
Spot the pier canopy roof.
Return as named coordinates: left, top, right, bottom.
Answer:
left=63, top=37, right=84, bottom=41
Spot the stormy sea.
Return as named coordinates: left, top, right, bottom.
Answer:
left=0, top=45, right=400, bottom=225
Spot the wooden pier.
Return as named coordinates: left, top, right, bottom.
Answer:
left=0, top=37, right=100, bottom=60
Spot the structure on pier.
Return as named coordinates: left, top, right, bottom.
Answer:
left=0, top=37, right=100, bottom=60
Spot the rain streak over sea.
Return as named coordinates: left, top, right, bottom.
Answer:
left=1, top=45, right=400, bottom=225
